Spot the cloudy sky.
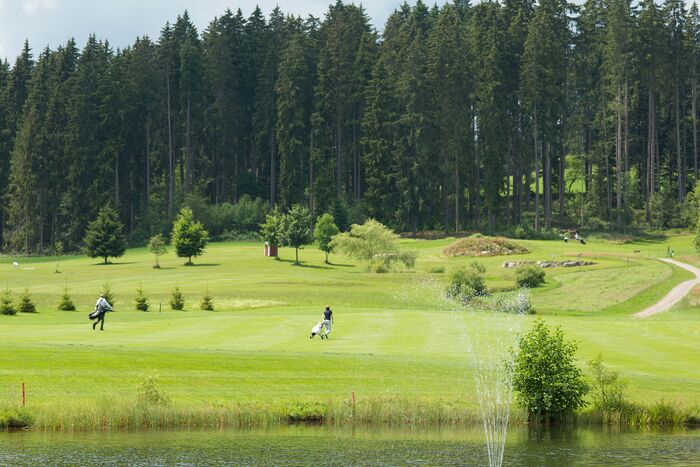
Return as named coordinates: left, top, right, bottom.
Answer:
left=0, top=0, right=411, bottom=61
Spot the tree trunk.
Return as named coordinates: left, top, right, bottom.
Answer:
left=616, top=84, right=622, bottom=228
left=544, top=141, right=551, bottom=230
left=646, top=77, right=654, bottom=220
left=336, top=113, right=343, bottom=196
left=115, top=150, right=119, bottom=207
left=624, top=81, right=629, bottom=201
left=693, top=76, right=698, bottom=183
left=534, top=104, right=540, bottom=231
left=166, top=66, right=174, bottom=215
left=455, top=150, right=461, bottom=232
left=186, top=81, right=192, bottom=193
left=676, top=72, right=684, bottom=201
left=558, top=134, right=565, bottom=226
left=270, top=131, right=276, bottom=205
left=146, top=121, right=150, bottom=207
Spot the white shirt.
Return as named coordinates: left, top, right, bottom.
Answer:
left=95, top=297, right=112, bottom=312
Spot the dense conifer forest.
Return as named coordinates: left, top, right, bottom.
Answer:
left=1, top=0, right=699, bottom=254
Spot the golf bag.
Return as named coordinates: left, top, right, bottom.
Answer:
left=88, top=309, right=102, bottom=320
left=310, top=321, right=324, bottom=338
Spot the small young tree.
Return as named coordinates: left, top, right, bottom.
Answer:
left=588, top=354, right=627, bottom=412
left=0, top=289, right=16, bottom=315
left=170, top=285, right=185, bottom=310
left=18, top=288, right=36, bottom=313
left=101, top=282, right=116, bottom=308
left=314, top=213, right=340, bottom=263
left=83, top=205, right=127, bottom=264
left=511, top=319, right=589, bottom=421
left=135, top=283, right=149, bottom=311
left=171, top=207, right=209, bottom=265
left=200, top=287, right=214, bottom=311
left=58, top=284, right=76, bottom=311
left=260, top=207, right=285, bottom=259
left=283, top=204, right=312, bottom=265
left=148, top=234, right=168, bottom=269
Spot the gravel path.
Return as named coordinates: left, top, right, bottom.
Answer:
left=633, top=258, right=700, bottom=318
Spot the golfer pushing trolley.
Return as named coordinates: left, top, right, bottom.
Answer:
left=310, top=305, right=334, bottom=339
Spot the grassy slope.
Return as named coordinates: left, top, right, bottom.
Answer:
left=0, top=234, right=698, bottom=413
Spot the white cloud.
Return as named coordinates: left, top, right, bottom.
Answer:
left=22, top=0, right=57, bottom=15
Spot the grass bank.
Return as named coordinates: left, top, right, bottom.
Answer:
left=0, top=234, right=698, bottom=431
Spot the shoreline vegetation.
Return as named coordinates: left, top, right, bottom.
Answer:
left=1, top=399, right=698, bottom=432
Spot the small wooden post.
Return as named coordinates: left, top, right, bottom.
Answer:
left=21, top=383, right=25, bottom=407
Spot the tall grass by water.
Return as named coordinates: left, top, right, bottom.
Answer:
left=2, top=398, right=698, bottom=431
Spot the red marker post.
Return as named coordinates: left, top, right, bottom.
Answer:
left=21, top=382, right=25, bottom=407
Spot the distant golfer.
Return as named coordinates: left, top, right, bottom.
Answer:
left=321, top=305, right=333, bottom=338
left=90, top=293, right=112, bottom=331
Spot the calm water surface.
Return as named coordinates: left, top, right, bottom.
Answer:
left=0, top=425, right=698, bottom=466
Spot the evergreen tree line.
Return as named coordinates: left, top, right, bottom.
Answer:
left=2, top=0, right=700, bottom=254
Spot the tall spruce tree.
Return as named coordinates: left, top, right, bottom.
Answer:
left=83, top=205, right=127, bottom=263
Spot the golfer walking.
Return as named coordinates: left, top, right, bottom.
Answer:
left=92, top=293, right=112, bottom=331
left=322, top=305, right=333, bottom=338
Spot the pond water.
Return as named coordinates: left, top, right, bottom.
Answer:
left=0, top=425, right=698, bottom=466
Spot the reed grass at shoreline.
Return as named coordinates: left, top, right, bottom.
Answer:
left=1, top=398, right=697, bottom=432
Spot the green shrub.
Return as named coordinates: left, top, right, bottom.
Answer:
left=514, top=224, right=529, bottom=239
left=374, top=250, right=419, bottom=271
left=170, top=285, right=185, bottom=310
left=135, top=284, right=149, bottom=312
left=284, top=401, right=327, bottom=422
left=430, top=265, right=445, bottom=274
left=200, top=288, right=214, bottom=311
left=0, top=407, right=31, bottom=428
left=18, top=289, right=36, bottom=313
left=57, top=285, right=76, bottom=311
left=515, top=264, right=545, bottom=288
left=511, top=319, right=589, bottom=421
left=446, top=264, right=486, bottom=303
left=0, top=289, right=16, bottom=316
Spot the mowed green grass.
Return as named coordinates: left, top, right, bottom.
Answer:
left=0, top=234, right=698, bottom=412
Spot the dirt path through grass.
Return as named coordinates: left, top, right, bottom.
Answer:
left=634, top=259, right=700, bottom=318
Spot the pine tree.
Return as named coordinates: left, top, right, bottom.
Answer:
left=17, top=288, right=36, bottom=313
left=199, top=287, right=214, bottom=311
left=101, top=282, right=116, bottom=308
left=83, top=205, right=127, bottom=264
left=58, top=284, right=76, bottom=311
left=135, top=283, right=149, bottom=311
left=276, top=28, right=313, bottom=208
left=170, top=285, right=185, bottom=310
left=0, top=289, right=16, bottom=315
